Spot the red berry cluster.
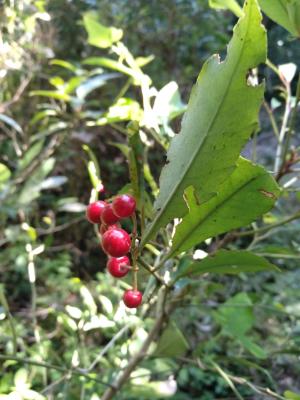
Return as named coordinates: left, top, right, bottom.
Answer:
left=86, top=193, right=142, bottom=308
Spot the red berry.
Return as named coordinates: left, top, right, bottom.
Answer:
left=101, top=204, right=120, bottom=225
left=86, top=201, right=106, bottom=224
left=123, top=290, right=142, bottom=308
left=102, top=228, right=131, bottom=257
left=107, top=256, right=130, bottom=278
left=99, top=223, right=120, bottom=235
left=112, top=194, right=136, bottom=218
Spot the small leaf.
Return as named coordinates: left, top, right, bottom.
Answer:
left=214, top=292, right=254, bottom=337
left=284, top=391, right=300, bottom=400
left=0, top=114, right=23, bottom=134
left=30, top=90, right=71, bottom=101
left=76, top=73, right=120, bottom=100
left=170, top=158, right=279, bottom=257
left=177, top=250, right=278, bottom=278
left=209, top=0, right=243, bottom=17
left=0, top=163, right=11, bottom=184
left=83, top=12, right=123, bottom=48
left=154, top=322, right=189, bottom=357
left=238, top=336, right=267, bottom=359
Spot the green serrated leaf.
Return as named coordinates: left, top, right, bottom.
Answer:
left=170, top=158, right=279, bottom=257
left=259, top=0, right=300, bottom=37
left=154, top=322, right=189, bottom=358
left=177, top=250, right=278, bottom=278
left=141, top=0, right=267, bottom=246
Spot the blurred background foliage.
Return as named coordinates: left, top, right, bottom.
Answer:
left=0, top=0, right=300, bottom=399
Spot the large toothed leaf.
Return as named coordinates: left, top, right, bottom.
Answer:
left=170, top=158, right=280, bottom=257
left=259, top=0, right=300, bottom=37
left=141, top=0, right=266, bottom=247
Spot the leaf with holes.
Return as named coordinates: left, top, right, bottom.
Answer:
left=170, top=158, right=280, bottom=257
left=141, top=0, right=267, bottom=246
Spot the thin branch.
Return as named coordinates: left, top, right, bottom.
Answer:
left=0, top=355, right=113, bottom=387
left=101, top=287, right=170, bottom=400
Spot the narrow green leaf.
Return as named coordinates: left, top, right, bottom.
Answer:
left=259, top=0, right=300, bottom=37
left=177, top=250, right=278, bottom=278
left=170, top=158, right=279, bottom=257
left=83, top=57, right=139, bottom=81
left=0, top=164, right=11, bottom=184
left=30, top=90, right=71, bottom=101
left=141, top=0, right=267, bottom=246
left=0, top=114, right=23, bottom=134
left=284, top=391, right=300, bottom=400
left=209, top=0, right=243, bottom=17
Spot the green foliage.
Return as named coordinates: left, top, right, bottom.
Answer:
left=1, top=0, right=300, bottom=399
left=259, top=0, right=300, bottom=37
left=141, top=0, right=267, bottom=245
left=170, top=158, right=279, bottom=256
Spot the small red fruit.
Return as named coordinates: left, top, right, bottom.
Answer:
left=112, top=194, right=136, bottom=218
left=107, top=256, right=130, bottom=278
left=102, top=228, right=131, bottom=257
left=123, top=290, right=142, bottom=308
left=101, top=204, right=120, bottom=225
left=86, top=201, right=106, bottom=223
left=99, top=223, right=120, bottom=235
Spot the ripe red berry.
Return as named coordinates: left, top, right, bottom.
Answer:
left=112, top=194, right=136, bottom=218
left=107, top=256, right=130, bottom=278
left=102, top=228, right=131, bottom=257
left=101, top=204, right=120, bottom=225
left=99, top=223, right=120, bottom=235
left=86, top=201, right=106, bottom=224
left=123, top=290, right=142, bottom=308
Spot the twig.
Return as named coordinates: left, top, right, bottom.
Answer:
left=0, top=76, right=32, bottom=113
left=101, top=287, right=170, bottom=400
left=274, top=77, right=292, bottom=175
left=0, top=355, right=112, bottom=387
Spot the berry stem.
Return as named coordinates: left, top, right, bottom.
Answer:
left=131, top=213, right=139, bottom=291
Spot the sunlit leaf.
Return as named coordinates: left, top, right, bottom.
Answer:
left=141, top=0, right=267, bottom=246
left=170, top=158, right=279, bottom=257
left=209, top=0, right=243, bottom=17
left=83, top=12, right=123, bottom=48
left=259, top=0, right=300, bottom=37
